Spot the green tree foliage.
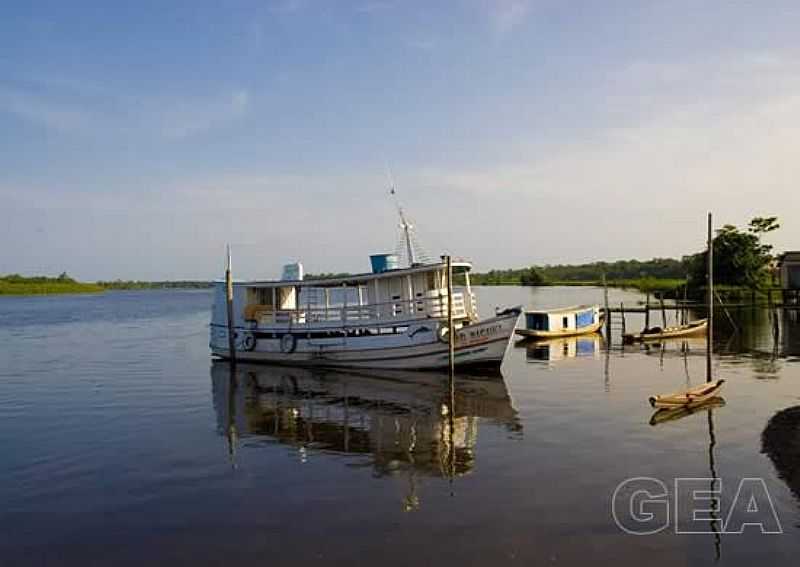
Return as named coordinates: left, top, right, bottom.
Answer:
left=470, top=258, right=686, bottom=286
left=686, top=216, right=779, bottom=290
left=470, top=266, right=545, bottom=286
left=0, top=274, right=102, bottom=295
left=519, top=267, right=545, bottom=286
left=539, top=258, right=687, bottom=281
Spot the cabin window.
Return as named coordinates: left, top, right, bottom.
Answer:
left=426, top=271, right=438, bottom=290
left=247, top=287, right=274, bottom=306
left=575, top=310, right=594, bottom=328
left=562, top=316, right=569, bottom=329
left=526, top=313, right=548, bottom=331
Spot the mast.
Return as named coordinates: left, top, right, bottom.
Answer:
left=390, top=184, right=417, bottom=267
left=398, top=204, right=416, bottom=267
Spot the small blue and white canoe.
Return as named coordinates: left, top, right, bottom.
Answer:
left=515, top=304, right=604, bottom=339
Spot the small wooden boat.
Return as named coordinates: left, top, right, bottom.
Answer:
left=515, top=305, right=604, bottom=339
left=649, top=396, right=725, bottom=426
left=648, top=379, right=725, bottom=409
left=623, top=319, right=707, bottom=344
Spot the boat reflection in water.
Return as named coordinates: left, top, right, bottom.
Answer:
left=522, top=334, right=603, bottom=363
left=211, top=361, right=520, bottom=508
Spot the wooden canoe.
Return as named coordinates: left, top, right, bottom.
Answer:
left=624, top=319, right=707, bottom=344
left=649, top=379, right=725, bottom=409
left=649, top=396, right=725, bottom=426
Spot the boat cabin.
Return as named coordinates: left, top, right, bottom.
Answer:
left=213, top=257, right=478, bottom=330
left=525, top=305, right=598, bottom=333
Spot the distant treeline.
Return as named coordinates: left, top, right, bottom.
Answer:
left=469, top=258, right=688, bottom=287
left=539, top=258, right=687, bottom=282
left=1, top=273, right=214, bottom=295
left=304, top=273, right=353, bottom=280
left=0, top=273, right=103, bottom=295
left=97, top=280, right=213, bottom=290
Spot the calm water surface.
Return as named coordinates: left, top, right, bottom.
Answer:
left=2, top=287, right=800, bottom=565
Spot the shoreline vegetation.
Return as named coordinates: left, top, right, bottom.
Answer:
left=0, top=274, right=105, bottom=296
left=1, top=216, right=780, bottom=297
left=0, top=274, right=212, bottom=296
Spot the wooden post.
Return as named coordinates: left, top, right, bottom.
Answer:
left=603, top=274, right=611, bottom=342
left=659, top=293, right=667, bottom=328
left=644, top=292, right=650, bottom=331
left=620, top=302, right=626, bottom=336
left=446, top=255, right=455, bottom=377
left=445, top=255, right=456, bottom=455
left=682, top=276, right=689, bottom=325
left=225, top=245, right=237, bottom=364
left=707, top=213, right=713, bottom=383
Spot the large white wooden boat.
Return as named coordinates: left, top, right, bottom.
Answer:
left=209, top=258, right=521, bottom=370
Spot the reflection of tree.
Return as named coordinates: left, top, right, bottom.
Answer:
left=762, top=406, right=800, bottom=503
left=713, top=307, right=800, bottom=376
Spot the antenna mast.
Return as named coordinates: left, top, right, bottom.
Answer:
left=386, top=169, right=429, bottom=267
left=388, top=177, right=416, bottom=267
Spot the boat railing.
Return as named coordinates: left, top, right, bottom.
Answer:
left=250, top=292, right=468, bottom=327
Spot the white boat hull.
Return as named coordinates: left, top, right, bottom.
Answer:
left=210, top=309, right=521, bottom=370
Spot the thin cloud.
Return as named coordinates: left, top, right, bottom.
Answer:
left=158, top=89, right=251, bottom=139
left=488, top=0, right=533, bottom=36
left=0, top=86, right=93, bottom=133
left=0, top=77, right=251, bottom=139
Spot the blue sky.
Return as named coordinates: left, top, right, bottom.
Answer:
left=2, top=1, right=800, bottom=280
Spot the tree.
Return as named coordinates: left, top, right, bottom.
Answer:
left=687, top=216, right=779, bottom=290
left=520, top=266, right=545, bottom=286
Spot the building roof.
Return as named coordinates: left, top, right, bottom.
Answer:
left=778, top=251, right=800, bottom=265
left=218, top=260, right=473, bottom=288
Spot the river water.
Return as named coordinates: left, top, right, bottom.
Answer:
left=1, top=287, right=799, bottom=565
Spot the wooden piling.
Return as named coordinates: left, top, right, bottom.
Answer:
left=706, top=213, right=713, bottom=383
left=225, top=245, right=237, bottom=364
left=445, top=254, right=456, bottom=463
left=682, top=277, right=689, bottom=325
left=644, top=292, right=650, bottom=331
left=603, top=274, right=611, bottom=342
left=659, top=293, right=667, bottom=328
left=620, top=302, right=626, bottom=336
left=446, top=255, right=455, bottom=378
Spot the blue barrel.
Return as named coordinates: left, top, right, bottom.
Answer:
left=370, top=254, right=399, bottom=273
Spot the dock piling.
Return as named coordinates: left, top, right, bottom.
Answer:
left=225, top=245, right=237, bottom=365
left=707, top=213, right=714, bottom=383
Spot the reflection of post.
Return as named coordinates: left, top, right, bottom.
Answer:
left=226, top=364, right=238, bottom=468
left=707, top=408, right=722, bottom=560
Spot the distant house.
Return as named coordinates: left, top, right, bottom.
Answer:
left=777, top=252, right=800, bottom=289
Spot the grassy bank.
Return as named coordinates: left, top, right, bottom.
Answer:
left=0, top=274, right=104, bottom=295
left=0, top=274, right=214, bottom=296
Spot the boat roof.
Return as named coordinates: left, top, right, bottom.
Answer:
left=525, top=304, right=598, bottom=315
left=219, top=260, right=473, bottom=288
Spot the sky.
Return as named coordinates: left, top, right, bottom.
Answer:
left=2, top=0, right=800, bottom=280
